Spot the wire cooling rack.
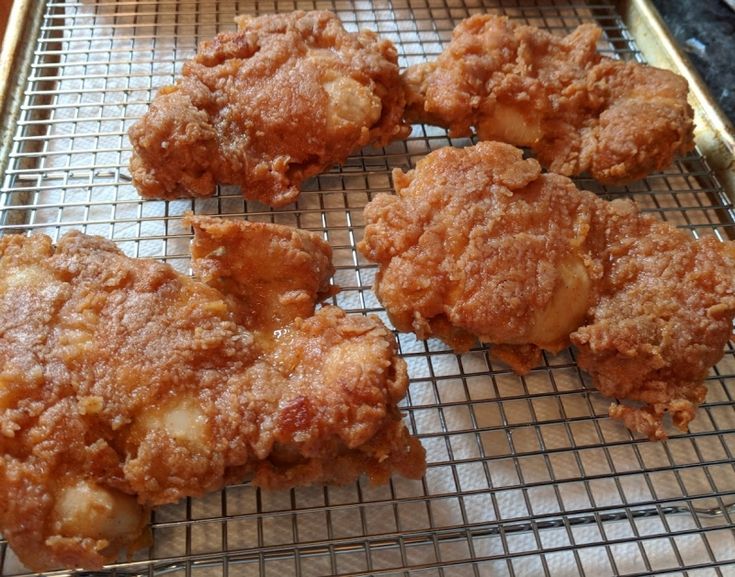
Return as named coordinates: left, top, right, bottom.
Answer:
left=1, top=1, right=734, bottom=576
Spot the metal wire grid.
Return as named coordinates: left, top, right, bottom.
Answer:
left=1, top=0, right=734, bottom=575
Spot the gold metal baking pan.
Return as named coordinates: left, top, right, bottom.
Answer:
left=0, top=2, right=733, bottom=576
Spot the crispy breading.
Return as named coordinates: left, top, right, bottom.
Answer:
left=359, top=142, right=599, bottom=369
left=0, top=217, right=424, bottom=571
left=129, top=10, right=410, bottom=206
left=359, top=141, right=735, bottom=440
left=403, top=15, right=694, bottom=183
left=570, top=201, right=735, bottom=440
left=187, top=214, right=337, bottom=331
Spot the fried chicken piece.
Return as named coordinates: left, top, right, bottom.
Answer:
left=186, top=214, right=337, bottom=332
left=570, top=202, right=735, bottom=440
left=0, top=218, right=424, bottom=571
left=403, top=15, right=694, bottom=183
left=128, top=11, right=409, bottom=207
left=358, top=141, right=735, bottom=439
left=359, top=142, right=599, bottom=371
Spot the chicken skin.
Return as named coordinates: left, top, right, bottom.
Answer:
left=129, top=11, right=409, bottom=206
left=358, top=142, right=735, bottom=440
left=403, top=15, right=694, bottom=183
left=0, top=217, right=424, bottom=571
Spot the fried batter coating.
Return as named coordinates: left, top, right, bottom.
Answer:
left=359, top=142, right=598, bottom=369
left=129, top=10, right=409, bottom=206
left=358, top=141, right=735, bottom=440
left=571, top=202, right=735, bottom=440
left=0, top=217, right=424, bottom=571
left=403, top=15, right=694, bottom=183
left=187, top=214, right=337, bottom=332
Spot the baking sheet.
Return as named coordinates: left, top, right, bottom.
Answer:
left=0, top=1, right=734, bottom=576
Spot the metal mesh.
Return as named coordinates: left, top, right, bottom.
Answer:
left=1, top=1, right=734, bottom=575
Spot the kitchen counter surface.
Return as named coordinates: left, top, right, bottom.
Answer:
left=652, top=0, right=735, bottom=124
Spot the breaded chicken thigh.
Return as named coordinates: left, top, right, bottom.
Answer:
left=359, top=141, right=735, bottom=440
left=403, top=15, right=694, bottom=183
left=571, top=203, right=735, bottom=440
left=129, top=11, right=409, bottom=206
left=0, top=217, right=424, bottom=571
left=187, top=214, right=337, bottom=331
left=359, top=142, right=596, bottom=367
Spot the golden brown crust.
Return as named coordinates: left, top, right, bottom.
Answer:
left=129, top=10, right=409, bottom=206
left=0, top=217, right=424, bottom=571
left=570, top=202, right=735, bottom=439
left=403, top=14, right=694, bottom=183
left=359, top=141, right=735, bottom=440
left=185, top=213, right=337, bottom=331
left=359, top=142, right=599, bottom=356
